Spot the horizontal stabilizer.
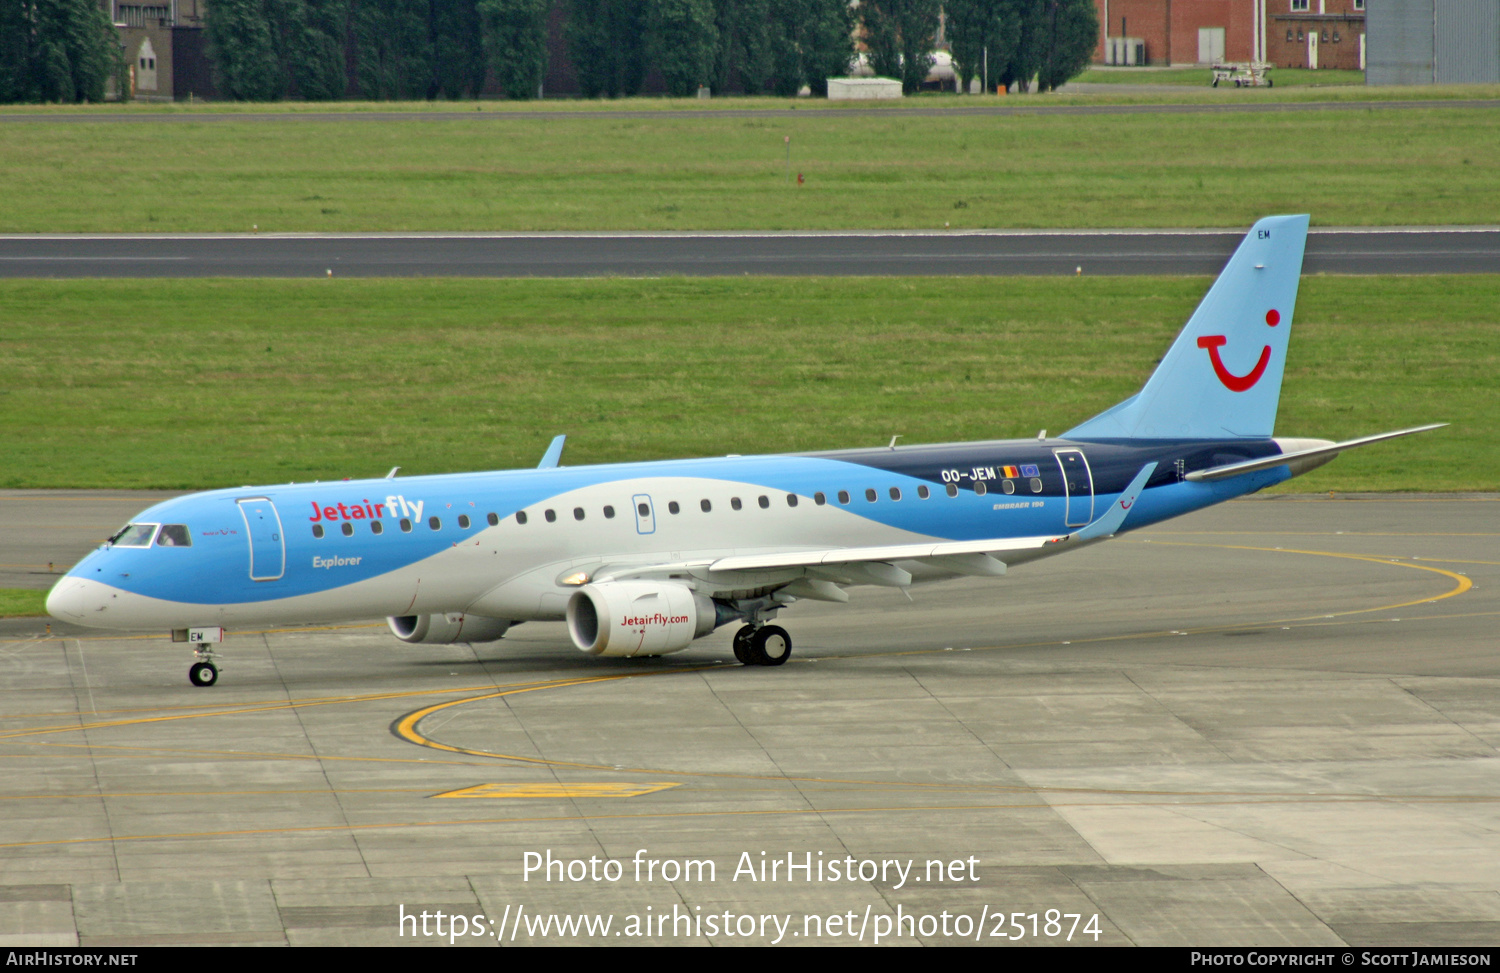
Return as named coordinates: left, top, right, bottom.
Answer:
left=1185, top=424, right=1446, bottom=482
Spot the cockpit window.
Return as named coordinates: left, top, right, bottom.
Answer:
left=110, top=523, right=158, bottom=547
left=156, top=524, right=192, bottom=547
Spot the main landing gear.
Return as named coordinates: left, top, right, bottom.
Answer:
left=732, top=624, right=792, bottom=667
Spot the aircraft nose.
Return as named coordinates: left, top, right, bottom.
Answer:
left=46, top=578, right=91, bottom=620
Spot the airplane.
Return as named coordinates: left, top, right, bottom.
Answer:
left=46, top=215, right=1442, bottom=686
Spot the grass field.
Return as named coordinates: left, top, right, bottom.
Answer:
left=0, top=589, right=48, bottom=618
left=2, top=99, right=1497, bottom=231
left=2, top=275, right=1493, bottom=493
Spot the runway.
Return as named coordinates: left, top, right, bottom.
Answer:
left=1, top=227, right=1497, bottom=278
left=2, top=491, right=1497, bottom=945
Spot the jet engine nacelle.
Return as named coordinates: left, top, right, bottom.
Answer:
left=566, top=581, right=716, bottom=657
left=387, top=613, right=512, bottom=645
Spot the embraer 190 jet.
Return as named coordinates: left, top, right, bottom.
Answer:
left=47, top=216, right=1441, bottom=686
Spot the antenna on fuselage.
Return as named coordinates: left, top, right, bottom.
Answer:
left=888, top=435, right=902, bottom=450
left=386, top=467, right=400, bottom=479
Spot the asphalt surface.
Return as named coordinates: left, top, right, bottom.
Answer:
left=2, top=491, right=1497, bottom=945
left=2, top=227, right=1497, bottom=278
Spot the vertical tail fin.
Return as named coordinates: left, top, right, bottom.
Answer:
left=1064, top=214, right=1309, bottom=441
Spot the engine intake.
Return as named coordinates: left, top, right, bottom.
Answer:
left=566, top=582, right=716, bottom=657
left=387, top=613, right=512, bottom=645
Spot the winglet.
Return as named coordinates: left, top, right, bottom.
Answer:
left=537, top=435, right=567, bottom=469
left=1072, top=462, right=1157, bottom=542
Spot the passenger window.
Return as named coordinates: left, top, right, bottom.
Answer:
left=1029, top=477, right=1043, bottom=493
left=574, top=507, right=585, bottom=521
left=814, top=492, right=826, bottom=505
left=428, top=517, right=441, bottom=531
left=312, top=524, right=324, bottom=539
left=342, top=522, right=354, bottom=536
left=516, top=511, right=528, bottom=525
left=889, top=487, right=901, bottom=501
left=786, top=494, right=798, bottom=507
left=637, top=503, right=649, bottom=517
left=837, top=491, right=850, bottom=504
left=545, top=509, right=557, bottom=523
left=156, top=524, right=191, bottom=547
left=400, top=518, right=412, bottom=532
left=917, top=485, right=930, bottom=499
left=758, top=496, right=770, bottom=509
left=487, top=512, right=499, bottom=526
left=975, top=481, right=987, bottom=496
left=1002, top=480, right=1015, bottom=495
left=458, top=514, right=471, bottom=529
left=731, top=498, right=742, bottom=511
left=946, top=483, right=958, bottom=498
left=864, top=488, right=877, bottom=502
left=603, top=506, right=615, bottom=519
left=668, top=501, right=680, bottom=514
left=371, top=520, right=383, bottom=535
left=701, top=499, right=712, bottom=512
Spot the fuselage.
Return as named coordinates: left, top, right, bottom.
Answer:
left=46, top=435, right=1290, bottom=633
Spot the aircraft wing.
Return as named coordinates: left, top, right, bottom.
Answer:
left=595, top=464, right=1159, bottom=596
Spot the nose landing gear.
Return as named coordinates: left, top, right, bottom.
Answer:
left=181, top=627, right=225, bottom=686
left=189, top=660, right=218, bottom=686
left=732, top=624, right=792, bottom=667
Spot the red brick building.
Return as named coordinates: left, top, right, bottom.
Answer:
left=1094, top=0, right=1365, bottom=69
left=1267, top=0, right=1366, bottom=70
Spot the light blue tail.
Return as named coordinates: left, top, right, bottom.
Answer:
left=1064, top=214, right=1309, bottom=441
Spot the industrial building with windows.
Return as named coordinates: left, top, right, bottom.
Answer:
left=1094, top=0, right=1366, bottom=70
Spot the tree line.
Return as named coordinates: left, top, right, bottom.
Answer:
left=0, top=0, right=117, bottom=103
left=0, top=0, right=1100, bottom=103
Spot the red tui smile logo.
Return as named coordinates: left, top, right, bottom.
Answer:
left=1197, top=309, right=1280, bottom=392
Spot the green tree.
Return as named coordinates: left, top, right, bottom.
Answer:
left=996, top=0, right=1046, bottom=92
left=350, top=0, right=430, bottom=99
left=945, top=0, right=1020, bottom=93
left=1034, top=0, right=1098, bottom=92
left=797, top=0, right=854, bottom=96
left=283, top=0, right=349, bottom=101
left=762, top=0, right=854, bottom=97
left=566, top=0, right=646, bottom=98
left=478, top=0, right=549, bottom=99
left=207, top=0, right=284, bottom=100
left=646, top=0, right=716, bottom=97
left=710, top=0, right=770, bottom=95
left=432, top=0, right=487, bottom=99
left=860, top=0, right=940, bottom=94
left=0, top=0, right=121, bottom=103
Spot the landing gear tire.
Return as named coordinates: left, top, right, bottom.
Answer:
left=749, top=625, right=792, bottom=667
left=732, top=626, right=757, bottom=664
left=188, top=661, right=218, bottom=687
